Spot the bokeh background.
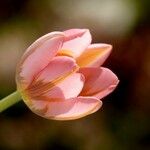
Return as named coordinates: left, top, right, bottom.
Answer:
left=0, top=0, right=150, bottom=150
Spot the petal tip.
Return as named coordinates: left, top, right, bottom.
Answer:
left=101, top=44, right=112, bottom=53
left=90, top=100, right=102, bottom=114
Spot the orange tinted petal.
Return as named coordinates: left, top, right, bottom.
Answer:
left=76, top=44, right=112, bottom=67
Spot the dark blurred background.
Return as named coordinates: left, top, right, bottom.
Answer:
left=0, top=0, right=150, bottom=150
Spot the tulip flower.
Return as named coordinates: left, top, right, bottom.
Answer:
left=0, top=29, right=119, bottom=120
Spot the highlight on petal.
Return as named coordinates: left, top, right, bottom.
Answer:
left=30, top=96, right=102, bottom=120
left=76, top=44, right=112, bottom=67
left=79, top=67, right=119, bottom=99
left=59, top=29, right=91, bottom=58
left=16, top=32, right=64, bottom=89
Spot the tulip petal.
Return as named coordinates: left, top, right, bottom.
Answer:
left=34, top=56, right=78, bottom=83
left=76, top=44, right=112, bottom=67
left=63, top=29, right=89, bottom=41
left=45, top=73, right=84, bottom=99
left=16, top=32, right=64, bottom=89
left=30, top=96, right=102, bottom=120
left=59, top=29, right=91, bottom=58
left=27, top=56, right=79, bottom=97
left=79, top=67, right=119, bottom=99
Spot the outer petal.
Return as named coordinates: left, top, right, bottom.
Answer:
left=79, top=67, right=119, bottom=99
left=33, top=56, right=78, bottom=83
left=63, top=29, right=89, bottom=41
left=58, top=29, right=91, bottom=58
left=76, top=44, right=112, bottom=67
left=16, top=32, right=64, bottom=89
left=30, top=96, right=102, bottom=120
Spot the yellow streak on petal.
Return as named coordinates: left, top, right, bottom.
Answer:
left=76, top=48, right=108, bottom=67
left=26, top=66, right=79, bottom=98
left=19, top=65, right=79, bottom=115
left=57, top=49, right=74, bottom=58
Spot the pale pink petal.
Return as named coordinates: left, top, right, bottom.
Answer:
left=30, top=100, right=47, bottom=112
left=59, top=29, right=91, bottom=58
left=34, top=56, right=78, bottom=83
left=46, top=73, right=84, bottom=99
left=30, top=96, right=102, bottom=120
left=94, top=83, right=119, bottom=99
left=26, top=56, right=79, bottom=97
left=16, top=32, right=64, bottom=89
left=27, top=56, right=83, bottom=100
left=63, top=28, right=89, bottom=41
left=24, top=32, right=64, bottom=55
left=79, top=67, right=119, bottom=99
left=76, top=44, right=112, bottom=67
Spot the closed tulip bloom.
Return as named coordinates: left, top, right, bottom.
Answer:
left=16, top=29, right=119, bottom=120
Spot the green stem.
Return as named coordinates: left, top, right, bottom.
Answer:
left=0, top=91, right=22, bottom=112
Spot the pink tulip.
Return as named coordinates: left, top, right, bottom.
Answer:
left=16, top=29, right=119, bottom=120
